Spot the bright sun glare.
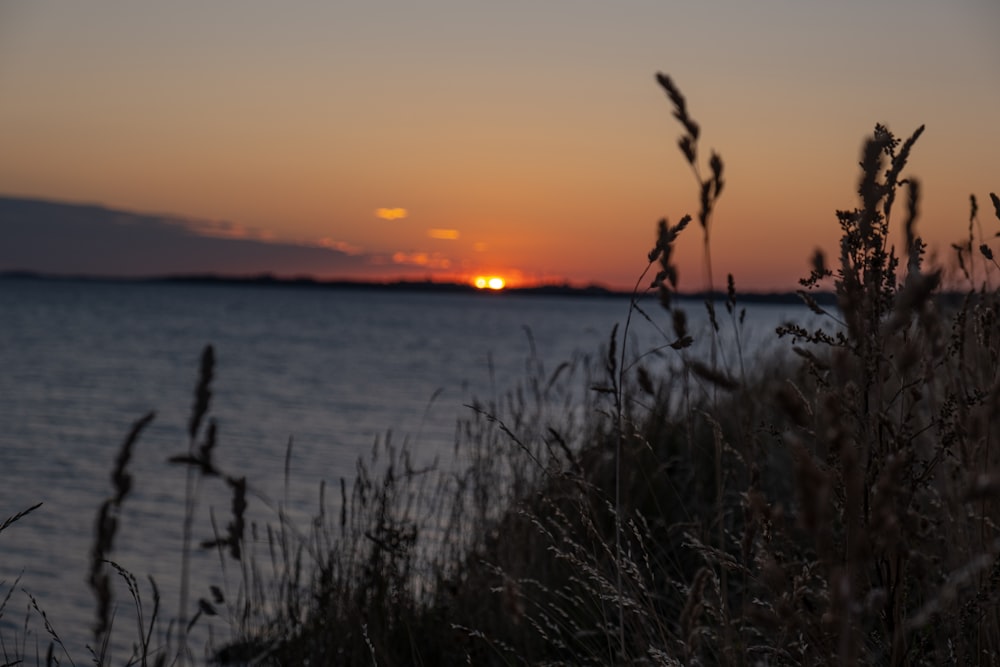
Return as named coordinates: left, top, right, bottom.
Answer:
left=474, top=276, right=506, bottom=290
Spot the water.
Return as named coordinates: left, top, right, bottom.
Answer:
left=0, top=277, right=816, bottom=660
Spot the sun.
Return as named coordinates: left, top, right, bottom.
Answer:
left=473, top=276, right=506, bottom=290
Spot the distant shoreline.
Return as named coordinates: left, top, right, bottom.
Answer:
left=0, top=270, right=840, bottom=305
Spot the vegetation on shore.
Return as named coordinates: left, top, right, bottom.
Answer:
left=3, top=74, right=1000, bottom=665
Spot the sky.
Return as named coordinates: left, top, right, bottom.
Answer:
left=1, top=1, right=998, bottom=291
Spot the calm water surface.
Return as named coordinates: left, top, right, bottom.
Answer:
left=0, top=278, right=814, bottom=658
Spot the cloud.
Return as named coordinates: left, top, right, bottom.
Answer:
left=184, top=219, right=255, bottom=239
left=0, top=196, right=443, bottom=280
left=427, top=228, right=459, bottom=240
left=317, top=237, right=363, bottom=255
left=375, top=207, right=408, bottom=221
left=391, top=251, right=451, bottom=269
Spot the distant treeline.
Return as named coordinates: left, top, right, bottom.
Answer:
left=0, top=270, right=848, bottom=304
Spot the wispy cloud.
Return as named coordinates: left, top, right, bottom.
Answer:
left=391, top=251, right=451, bottom=269
left=184, top=219, right=256, bottom=239
left=375, top=207, right=408, bottom=221
left=427, top=228, right=459, bottom=240
left=317, top=237, right=363, bottom=255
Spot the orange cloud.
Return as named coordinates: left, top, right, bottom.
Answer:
left=391, top=251, right=451, bottom=269
left=375, top=207, right=408, bottom=221
left=427, top=228, right=459, bottom=240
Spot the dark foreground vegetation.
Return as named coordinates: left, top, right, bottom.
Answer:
left=3, top=74, right=1000, bottom=666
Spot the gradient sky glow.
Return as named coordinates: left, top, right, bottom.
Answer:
left=1, top=1, right=998, bottom=290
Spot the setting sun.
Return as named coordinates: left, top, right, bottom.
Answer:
left=474, top=276, right=506, bottom=290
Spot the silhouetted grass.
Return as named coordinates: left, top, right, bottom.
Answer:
left=2, top=73, right=999, bottom=666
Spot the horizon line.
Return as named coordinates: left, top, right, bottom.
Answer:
left=0, top=269, right=843, bottom=303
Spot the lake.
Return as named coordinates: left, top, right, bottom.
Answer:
left=0, top=277, right=816, bottom=660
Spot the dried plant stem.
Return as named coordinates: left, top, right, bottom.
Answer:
left=177, top=345, right=214, bottom=665
left=177, top=466, right=200, bottom=664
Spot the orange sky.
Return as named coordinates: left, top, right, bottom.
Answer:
left=1, top=2, right=998, bottom=290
